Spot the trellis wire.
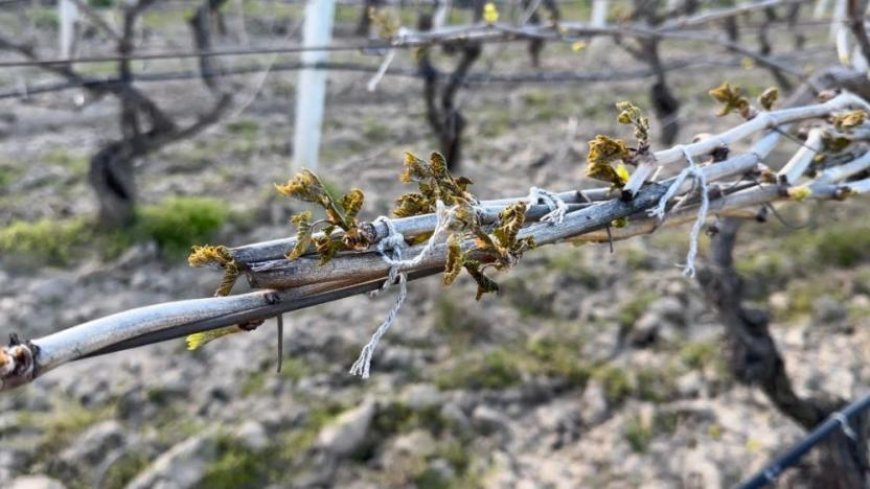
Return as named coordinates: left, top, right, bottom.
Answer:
left=0, top=0, right=819, bottom=70
left=0, top=46, right=828, bottom=101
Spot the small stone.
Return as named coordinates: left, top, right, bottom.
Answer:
left=390, top=430, right=436, bottom=458
left=647, top=297, right=685, bottom=326
left=440, top=402, right=472, bottom=435
left=9, top=475, right=66, bottom=489
left=425, top=458, right=457, bottom=483
left=812, top=297, right=847, bottom=324
left=234, top=421, right=269, bottom=451
left=315, top=400, right=375, bottom=457
left=681, top=450, right=722, bottom=488
left=28, top=277, right=75, bottom=302
left=629, top=312, right=662, bottom=347
left=400, top=384, right=444, bottom=410
left=579, top=381, right=609, bottom=425
left=676, top=371, right=704, bottom=398
left=471, top=405, right=509, bottom=435
left=769, top=291, right=789, bottom=311
left=59, top=420, right=126, bottom=466
left=126, top=434, right=218, bottom=489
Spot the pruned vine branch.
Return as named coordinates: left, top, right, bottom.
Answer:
left=2, top=86, right=870, bottom=392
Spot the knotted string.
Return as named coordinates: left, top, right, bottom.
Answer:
left=528, top=186, right=568, bottom=224
left=648, top=145, right=710, bottom=277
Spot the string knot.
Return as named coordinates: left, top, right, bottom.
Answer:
left=648, top=145, right=710, bottom=277
left=528, top=186, right=568, bottom=224
left=350, top=201, right=455, bottom=379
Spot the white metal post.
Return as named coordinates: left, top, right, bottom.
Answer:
left=59, top=0, right=79, bottom=59
left=590, top=0, right=608, bottom=27
left=292, top=0, right=335, bottom=172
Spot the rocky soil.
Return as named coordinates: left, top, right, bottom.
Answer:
left=0, top=6, right=867, bottom=489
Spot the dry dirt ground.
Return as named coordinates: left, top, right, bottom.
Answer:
left=0, top=4, right=868, bottom=489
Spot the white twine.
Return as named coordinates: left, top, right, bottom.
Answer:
left=350, top=200, right=453, bottom=378
left=528, top=186, right=568, bottom=224
left=350, top=217, right=409, bottom=379
left=367, top=27, right=409, bottom=92
left=379, top=200, right=454, bottom=271
left=683, top=163, right=710, bottom=278
left=648, top=145, right=710, bottom=277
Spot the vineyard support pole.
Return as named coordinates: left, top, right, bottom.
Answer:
left=59, top=0, right=78, bottom=59
left=292, top=0, right=335, bottom=173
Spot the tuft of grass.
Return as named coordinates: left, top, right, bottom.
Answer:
left=26, top=7, right=59, bottom=29
left=436, top=349, right=523, bottom=390
left=807, top=225, right=870, bottom=267
left=478, top=108, right=512, bottom=138
left=521, top=89, right=551, bottom=107
left=43, top=148, right=89, bottom=174
left=0, top=217, right=91, bottom=266
left=226, top=119, right=259, bottom=137
left=102, top=450, right=150, bottom=489
left=278, top=403, right=344, bottom=459
left=544, top=250, right=601, bottom=287
left=361, top=117, right=390, bottom=142
left=680, top=341, right=719, bottom=370
left=0, top=197, right=229, bottom=266
left=434, top=295, right=490, bottom=349
left=17, top=399, right=114, bottom=454
left=636, top=368, right=679, bottom=404
left=136, top=197, right=230, bottom=256
left=624, top=416, right=653, bottom=453
left=525, top=336, right=591, bottom=387
left=592, top=365, right=633, bottom=404
left=197, top=436, right=264, bottom=489
left=624, top=411, right=680, bottom=454
left=0, top=164, right=21, bottom=191
left=617, top=291, right=658, bottom=327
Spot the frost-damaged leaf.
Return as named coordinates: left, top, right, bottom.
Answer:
left=453, top=202, right=480, bottom=230
left=615, top=101, right=650, bottom=147
left=832, top=110, right=867, bottom=131
left=393, top=193, right=431, bottom=218
left=493, top=202, right=527, bottom=252
left=443, top=234, right=465, bottom=286
left=758, top=87, right=779, bottom=111
left=708, top=82, right=751, bottom=118
left=287, top=211, right=314, bottom=260
left=276, top=170, right=354, bottom=231
left=586, top=135, right=630, bottom=186
left=587, top=135, right=629, bottom=165
left=276, top=170, right=371, bottom=263
left=188, top=245, right=240, bottom=297
left=340, top=189, right=365, bottom=222
left=393, top=151, right=476, bottom=217
left=400, top=152, right=429, bottom=183
left=429, top=152, right=449, bottom=177
left=274, top=170, right=326, bottom=204
left=215, top=262, right=241, bottom=297
left=342, top=227, right=372, bottom=251
left=314, top=234, right=339, bottom=264
left=465, top=262, right=500, bottom=300
left=188, top=244, right=233, bottom=268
